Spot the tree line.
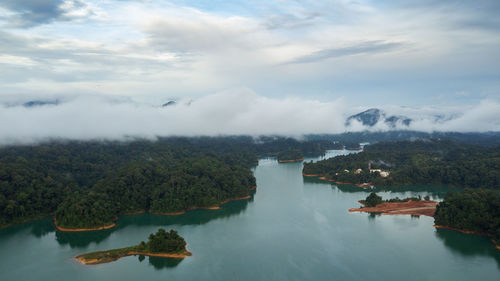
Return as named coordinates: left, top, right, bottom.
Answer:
left=434, top=189, right=500, bottom=244
left=303, top=140, right=500, bottom=189
left=0, top=137, right=335, bottom=228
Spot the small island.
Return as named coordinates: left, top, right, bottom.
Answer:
left=349, top=192, right=438, bottom=217
left=76, top=228, right=192, bottom=265
left=277, top=150, right=304, bottom=163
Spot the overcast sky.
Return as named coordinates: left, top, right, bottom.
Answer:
left=0, top=0, right=499, bottom=142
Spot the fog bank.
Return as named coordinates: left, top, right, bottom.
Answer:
left=1, top=89, right=499, bottom=145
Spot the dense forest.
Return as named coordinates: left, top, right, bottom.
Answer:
left=307, top=131, right=500, bottom=147
left=277, top=150, right=303, bottom=162
left=303, top=140, right=500, bottom=189
left=140, top=228, right=187, bottom=253
left=434, top=189, right=500, bottom=244
left=0, top=137, right=335, bottom=229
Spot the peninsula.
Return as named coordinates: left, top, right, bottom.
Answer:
left=303, top=140, right=500, bottom=189
left=434, top=189, right=500, bottom=250
left=348, top=192, right=438, bottom=217
left=76, top=228, right=191, bottom=265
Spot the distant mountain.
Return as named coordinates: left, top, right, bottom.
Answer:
left=345, top=108, right=412, bottom=128
left=162, top=101, right=176, bottom=107
left=22, top=100, right=59, bottom=107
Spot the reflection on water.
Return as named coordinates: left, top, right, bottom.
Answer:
left=0, top=192, right=254, bottom=249
left=0, top=216, right=54, bottom=239
left=435, top=228, right=500, bottom=268
left=148, top=256, right=183, bottom=269
left=135, top=254, right=184, bottom=270
left=117, top=197, right=253, bottom=229
left=9, top=193, right=254, bottom=248
left=30, top=217, right=55, bottom=238
left=56, top=227, right=115, bottom=248
left=0, top=150, right=499, bottom=281
left=367, top=213, right=381, bottom=220
left=55, top=197, right=253, bottom=248
left=304, top=176, right=459, bottom=199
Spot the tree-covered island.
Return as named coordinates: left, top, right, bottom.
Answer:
left=76, top=228, right=191, bottom=265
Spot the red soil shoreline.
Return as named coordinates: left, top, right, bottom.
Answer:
left=278, top=158, right=304, bottom=163
left=153, top=194, right=253, bottom=215
left=76, top=250, right=192, bottom=265
left=121, top=210, right=146, bottom=215
left=434, top=225, right=500, bottom=250
left=54, top=219, right=116, bottom=232
left=349, top=200, right=438, bottom=217
left=302, top=173, right=359, bottom=185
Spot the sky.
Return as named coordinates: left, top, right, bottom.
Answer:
left=0, top=0, right=499, bottom=142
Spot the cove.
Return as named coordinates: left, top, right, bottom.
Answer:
left=0, top=150, right=499, bottom=281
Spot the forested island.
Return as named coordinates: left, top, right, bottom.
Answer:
left=0, top=136, right=336, bottom=230
left=277, top=150, right=303, bottom=162
left=76, top=228, right=191, bottom=265
left=303, top=140, right=500, bottom=189
left=434, top=189, right=500, bottom=249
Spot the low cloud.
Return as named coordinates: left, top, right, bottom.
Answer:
left=0, top=89, right=498, bottom=145
left=289, top=41, right=406, bottom=64
left=0, top=89, right=346, bottom=145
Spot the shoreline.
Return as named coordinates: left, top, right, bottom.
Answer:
left=349, top=200, right=438, bottom=217
left=152, top=185, right=256, bottom=216
left=54, top=185, right=257, bottom=231
left=76, top=250, right=192, bottom=265
left=311, top=175, right=357, bottom=185
left=302, top=173, right=357, bottom=185
left=434, top=225, right=500, bottom=250
left=153, top=194, right=253, bottom=215
left=433, top=225, right=490, bottom=235
left=302, top=174, right=462, bottom=189
left=11, top=185, right=259, bottom=231
left=54, top=219, right=116, bottom=232
left=278, top=158, right=304, bottom=163
left=121, top=210, right=146, bottom=215
left=0, top=214, right=53, bottom=230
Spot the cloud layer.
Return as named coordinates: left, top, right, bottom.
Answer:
left=0, top=0, right=499, bottom=106
left=1, top=89, right=498, bottom=145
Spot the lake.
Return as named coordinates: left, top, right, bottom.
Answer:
left=0, top=150, right=499, bottom=281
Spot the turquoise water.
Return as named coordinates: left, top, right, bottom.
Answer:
left=0, top=151, right=499, bottom=281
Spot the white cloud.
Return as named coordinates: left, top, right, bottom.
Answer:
left=0, top=89, right=498, bottom=145
left=0, top=89, right=346, bottom=144
left=409, top=100, right=500, bottom=132
left=0, top=0, right=499, bottom=111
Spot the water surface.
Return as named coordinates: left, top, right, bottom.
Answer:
left=1, top=151, right=499, bottom=281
